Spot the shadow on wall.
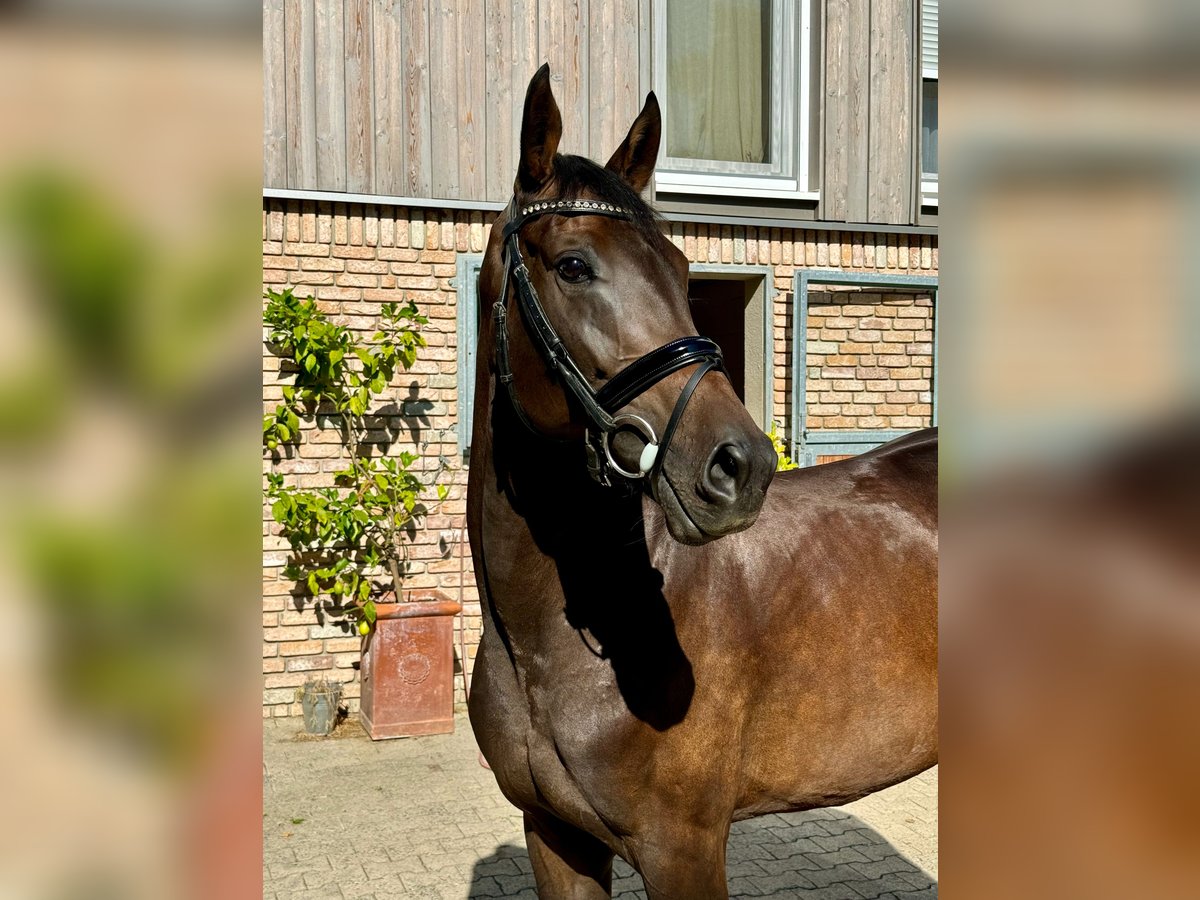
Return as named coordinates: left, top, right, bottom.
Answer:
left=467, top=810, right=937, bottom=898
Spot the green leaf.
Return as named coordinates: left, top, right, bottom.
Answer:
left=364, top=599, right=377, bottom=624
left=436, top=484, right=449, bottom=501
left=304, top=353, right=317, bottom=374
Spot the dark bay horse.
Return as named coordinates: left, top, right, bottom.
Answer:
left=467, top=65, right=938, bottom=899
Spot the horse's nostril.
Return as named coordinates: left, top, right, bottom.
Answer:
left=704, top=442, right=748, bottom=502
left=715, top=447, right=740, bottom=481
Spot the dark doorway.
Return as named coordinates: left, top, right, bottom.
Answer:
left=689, top=278, right=747, bottom=402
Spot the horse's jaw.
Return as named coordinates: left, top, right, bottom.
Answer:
left=652, top=470, right=764, bottom=546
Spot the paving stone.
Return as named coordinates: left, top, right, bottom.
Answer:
left=263, top=715, right=936, bottom=898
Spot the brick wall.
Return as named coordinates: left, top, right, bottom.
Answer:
left=262, top=198, right=937, bottom=716
left=262, top=199, right=484, bottom=718
left=804, top=291, right=934, bottom=431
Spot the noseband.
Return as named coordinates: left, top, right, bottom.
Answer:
left=492, top=197, right=726, bottom=489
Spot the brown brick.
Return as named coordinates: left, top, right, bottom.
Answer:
left=293, top=272, right=334, bottom=286
left=332, top=245, right=377, bottom=259
left=288, top=655, right=335, bottom=672
left=846, top=329, right=882, bottom=343
left=279, top=609, right=317, bottom=626
left=325, top=638, right=364, bottom=653
left=264, top=625, right=310, bottom=642
left=285, top=242, right=330, bottom=257
left=280, top=639, right=324, bottom=656
left=823, top=416, right=857, bottom=428
left=346, top=259, right=390, bottom=274
left=265, top=672, right=309, bottom=689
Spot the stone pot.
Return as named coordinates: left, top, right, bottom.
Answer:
left=296, top=679, right=342, bottom=735
left=359, top=590, right=462, bottom=740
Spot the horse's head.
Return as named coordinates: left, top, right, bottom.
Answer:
left=483, top=65, right=776, bottom=545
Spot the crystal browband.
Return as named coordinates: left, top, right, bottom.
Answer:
left=519, top=199, right=631, bottom=217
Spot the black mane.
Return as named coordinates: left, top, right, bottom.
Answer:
left=542, top=153, right=663, bottom=242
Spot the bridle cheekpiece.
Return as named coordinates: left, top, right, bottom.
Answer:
left=492, top=196, right=727, bottom=489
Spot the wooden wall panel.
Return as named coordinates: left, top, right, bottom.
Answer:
left=284, top=0, right=317, bottom=187
left=456, top=0, right=486, bottom=196
left=344, top=0, right=375, bottom=193
left=822, top=0, right=916, bottom=225
left=372, top=0, right=403, bottom=194
left=429, top=0, right=460, bottom=196
left=510, top=0, right=541, bottom=179
left=402, top=0, right=431, bottom=195
left=587, top=0, right=615, bottom=158
left=315, top=0, right=347, bottom=191
left=484, top=0, right=513, bottom=200
left=263, top=0, right=287, bottom=186
left=262, top=0, right=655, bottom=203
left=823, top=0, right=869, bottom=222
left=611, top=0, right=641, bottom=156
left=867, top=0, right=914, bottom=224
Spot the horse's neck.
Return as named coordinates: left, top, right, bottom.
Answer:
left=476, top=407, right=665, bottom=622
left=477, top=407, right=696, bottom=730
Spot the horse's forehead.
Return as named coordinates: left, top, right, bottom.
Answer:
left=550, top=215, right=681, bottom=280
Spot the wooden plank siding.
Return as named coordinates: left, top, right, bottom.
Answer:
left=316, top=0, right=348, bottom=191
left=267, top=0, right=650, bottom=202
left=283, top=0, right=317, bottom=187
left=266, top=0, right=923, bottom=226
left=822, top=0, right=917, bottom=225
left=263, top=0, right=287, bottom=185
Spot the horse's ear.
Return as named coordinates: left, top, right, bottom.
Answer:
left=517, top=64, right=562, bottom=193
left=606, top=92, right=661, bottom=194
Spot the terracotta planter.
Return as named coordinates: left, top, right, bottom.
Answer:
left=359, top=590, right=462, bottom=739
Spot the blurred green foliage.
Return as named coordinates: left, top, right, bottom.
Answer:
left=0, top=170, right=257, bottom=766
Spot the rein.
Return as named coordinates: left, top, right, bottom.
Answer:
left=492, top=196, right=726, bottom=489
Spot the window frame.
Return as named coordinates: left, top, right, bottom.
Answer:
left=653, top=0, right=818, bottom=199
left=454, top=253, right=484, bottom=456
left=920, top=0, right=938, bottom=205
left=790, top=269, right=939, bottom=466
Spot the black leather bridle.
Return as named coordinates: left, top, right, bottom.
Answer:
left=492, top=196, right=727, bottom=489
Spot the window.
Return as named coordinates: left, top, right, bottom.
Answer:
left=655, top=0, right=815, bottom=198
left=454, top=254, right=484, bottom=455
left=921, top=0, right=938, bottom=201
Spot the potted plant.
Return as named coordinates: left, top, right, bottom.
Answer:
left=263, top=288, right=461, bottom=738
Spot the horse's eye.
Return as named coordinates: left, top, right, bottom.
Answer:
left=555, top=256, right=591, bottom=284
